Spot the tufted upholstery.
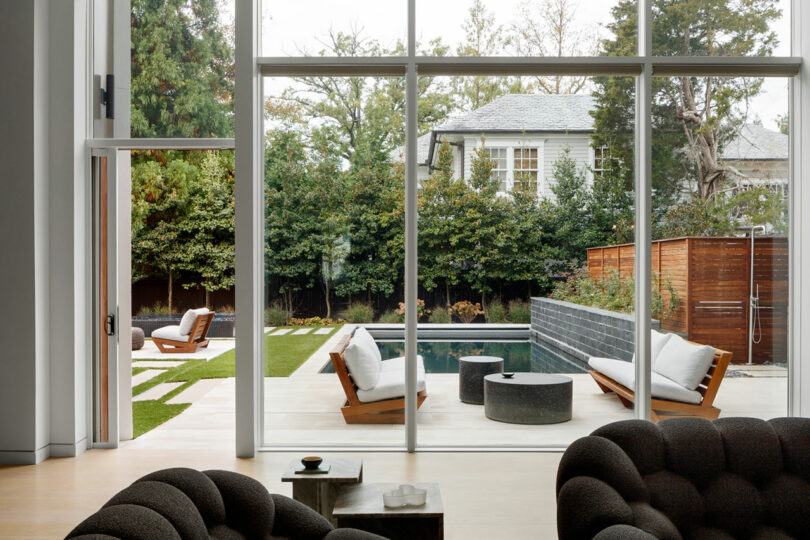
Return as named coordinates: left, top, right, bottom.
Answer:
left=66, top=467, right=387, bottom=540
left=557, top=417, right=810, bottom=540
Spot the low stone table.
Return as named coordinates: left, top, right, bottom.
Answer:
left=131, top=327, right=145, bottom=351
left=333, top=482, right=444, bottom=540
left=484, top=373, right=572, bottom=424
left=281, top=458, right=363, bottom=524
left=458, top=356, right=504, bottom=404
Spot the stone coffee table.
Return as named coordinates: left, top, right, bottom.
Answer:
left=458, top=355, right=504, bottom=404
left=281, top=458, right=363, bottom=523
left=332, top=482, right=444, bottom=540
left=484, top=373, right=572, bottom=424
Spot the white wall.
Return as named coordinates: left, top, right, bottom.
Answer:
left=0, top=0, right=90, bottom=464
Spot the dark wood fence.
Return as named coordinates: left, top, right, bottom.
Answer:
left=587, top=237, right=788, bottom=365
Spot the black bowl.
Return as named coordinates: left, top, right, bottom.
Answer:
left=502, top=372, right=515, bottom=379
left=302, top=456, right=323, bottom=470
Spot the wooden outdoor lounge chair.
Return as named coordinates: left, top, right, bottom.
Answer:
left=329, top=333, right=427, bottom=424
left=589, top=343, right=732, bottom=423
left=152, top=310, right=215, bottom=354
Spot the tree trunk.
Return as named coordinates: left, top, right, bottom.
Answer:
left=205, top=288, right=210, bottom=309
left=445, top=280, right=451, bottom=308
left=168, top=269, right=173, bottom=313
left=325, top=283, right=332, bottom=319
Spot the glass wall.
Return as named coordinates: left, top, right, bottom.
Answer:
left=649, top=77, right=789, bottom=420
left=262, top=75, right=405, bottom=447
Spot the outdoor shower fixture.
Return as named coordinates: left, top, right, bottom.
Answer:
left=737, top=225, right=767, bottom=365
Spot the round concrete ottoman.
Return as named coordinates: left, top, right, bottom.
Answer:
left=131, top=327, right=145, bottom=351
left=484, top=373, right=572, bottom=424
left=459, top=356, right=504, bottom=404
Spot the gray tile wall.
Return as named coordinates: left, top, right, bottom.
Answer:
left=531, top=298, right=659, bottom=362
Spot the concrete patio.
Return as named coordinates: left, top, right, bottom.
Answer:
left=124, top=325, right=789, bottom=451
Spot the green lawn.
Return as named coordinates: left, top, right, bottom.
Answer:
left=131, top=325, right=340, bottom=438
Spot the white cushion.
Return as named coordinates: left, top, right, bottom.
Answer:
left=631, top=330, right=673, bottom=367
left=178, top=307, right=209, bottom=336
left=343, top=328, right=382, bottom=391
left=379, top=355, right=425, bottom=374
left=588, top=357, right=703, bottom=405
left=356, top=365, right=427, bottom=403
left=151, top=325, right=187, bottom=342
left=654, top=334, right=715, bottom=390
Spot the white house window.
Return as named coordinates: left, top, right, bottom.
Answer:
left=484, top=147, right=508, bottom=191
left=513, top=147, right=539, bottom=191
left=594, top=145, right=610, bottom=176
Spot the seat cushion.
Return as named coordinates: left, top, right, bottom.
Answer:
left=343, top=328, right=382, bottom=391
left=356, top=365, right=427, bottom=402
left=655, top=334, right=715, bottom=390
left=152, top=325, right=187, bottom=342
left=379, top=355, right=425, bottom=373
left=588, top=357, right=703, bottom=404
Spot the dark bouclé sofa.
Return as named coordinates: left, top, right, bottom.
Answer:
left=66, top=467, right=387, bottom=540
left=556, top=417, right=810, bottom=540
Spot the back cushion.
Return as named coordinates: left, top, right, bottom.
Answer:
left=179, top=308, right=209, bottom=336
left=650, top=330, right=673, bottom=369
left=654, top=334, right=715, bottom=390
left=343, top=327, right=382, bottom=390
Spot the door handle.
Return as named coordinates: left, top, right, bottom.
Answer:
left=105, top=314, right=116, bottom=336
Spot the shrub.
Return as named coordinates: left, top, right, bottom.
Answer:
left=340, top=303, right=375, bottom=323
left=290, top=316, right=339, bottom=326
left=396, top=299, right=430, bottom=321
left=485, top=299, right=509, bottom=323
left=550, top=267, right=678, bottom=321
left=378, top=309, right=402, bottom=323
left=507, top=300, right=531, bottom=323
left=136, top=301, right=171, bottom=316
left=452, top=300, right=484, bottom=324
left=429, top=307, right=451, bottom=323
left=217, top=304, right=235, bottom=314
left=265, top=301, right=289, bottom=326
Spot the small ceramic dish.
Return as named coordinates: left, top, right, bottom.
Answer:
left=383, top=484, right=427, bottom=508
left=502, top=372, right=515, bottom=379
left=301, top=456, right=323, bottom=470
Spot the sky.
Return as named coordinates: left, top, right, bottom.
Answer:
left=252, top=0, right=792, bottom=130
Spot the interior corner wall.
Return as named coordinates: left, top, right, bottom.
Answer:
left=0, top=0, right=51, bottom=465
left=0, top=0, right=90, bottom=465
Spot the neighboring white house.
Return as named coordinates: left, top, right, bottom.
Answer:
left=392, top=94, right=601, bottom=199
left=392, top=93, right=788, bottom=200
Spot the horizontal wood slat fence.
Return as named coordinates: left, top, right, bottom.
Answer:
left=587, top=237, right=788, bottom=365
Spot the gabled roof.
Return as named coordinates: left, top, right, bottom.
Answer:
left=437, top=94, right=596, bottom=133
left=720, top=123, right=788, bottom=161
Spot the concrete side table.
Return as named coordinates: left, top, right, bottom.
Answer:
left=458, top=356, right=504, bottom=404
left=484, top=373, right=572, bottom=424
left=131, top=327, right=145, bottom=351
left=281, top=458, right=363, bottom=524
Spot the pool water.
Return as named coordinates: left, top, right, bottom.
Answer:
left=322, top=340, right=589, bottom=374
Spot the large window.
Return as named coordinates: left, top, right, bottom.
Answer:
left=238, top=0, right=801, bottom=453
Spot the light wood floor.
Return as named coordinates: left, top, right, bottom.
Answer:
left=0, top=447, right=563, bottom=539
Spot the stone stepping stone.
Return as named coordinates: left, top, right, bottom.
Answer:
left=165, top=379, right=223, bottom=405
left=292, top=328, right=312, bottom=335
left=133, top=382, right=184, bottom=402
left=314, top=327, right=334, bottom=335
left=264, top=327, right=276, bottom=333
left=131, top=369, right=165, bottom=387
left=133, top=360, right=186, bottom=369
left=270, top=328, right=292, bottom=336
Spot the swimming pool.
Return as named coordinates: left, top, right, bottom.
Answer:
left=321, top=339, right=589, bottom=374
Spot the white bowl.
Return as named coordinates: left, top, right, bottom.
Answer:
left=383, top=484, right=427, bottom=508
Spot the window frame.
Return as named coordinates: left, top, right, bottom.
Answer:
left=232, top=0, right=805, bottom=455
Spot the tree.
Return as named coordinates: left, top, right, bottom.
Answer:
left=177, top=151, right=235, bottom=308
left=453, top=0, right=524, bottom=111
left=130, top=0, right=234, bottom=138
left=268, top=29, right=453, bottom=167
left=592, top=0, right=780, bottom=200
left=131, top=158, right=196, bottom=312
left=511, top=0, right=597, bottom=94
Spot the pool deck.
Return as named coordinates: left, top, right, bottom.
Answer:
left=125, top=325, right=789, bottom=451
